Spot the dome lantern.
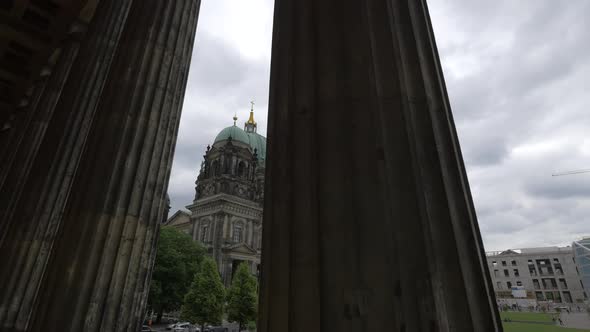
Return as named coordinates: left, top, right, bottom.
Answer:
left=245, top=101, right=257, bottom=133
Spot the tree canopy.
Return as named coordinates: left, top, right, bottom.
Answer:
left=181, top=257, right=226, bottom=329
left=148, top=226, right=204, bottom=321
left=226, top=263, right=258, bottom=331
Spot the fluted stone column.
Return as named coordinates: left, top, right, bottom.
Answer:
left=0, top=1, right=200, bottom=331
left=0, top=26, right=82, bottom=239
left=29, top=1, right=200, bottom=331
left=260, top=0, right=501, bottom=331
left=0, top=2, right=133, bottom=331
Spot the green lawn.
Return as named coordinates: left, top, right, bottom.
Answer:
left=503, top=322, right=590, bottom=332
left=500, top=312, right=590, bottom=332
left=500, top=311, right=554, bottom=323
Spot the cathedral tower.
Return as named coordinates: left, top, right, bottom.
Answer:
left=166, top=107, right=266, bottom=285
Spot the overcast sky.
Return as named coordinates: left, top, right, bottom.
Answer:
left=168, top=0, right=590, bottom=252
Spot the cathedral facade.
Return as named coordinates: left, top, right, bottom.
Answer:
left=166, top=108, right=266, bottom=285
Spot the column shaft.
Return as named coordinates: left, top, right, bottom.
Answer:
left=0, top=2, right=133, bottom=331
left=29, top=1, right=200, bottom=331
left=259, top=0, right=501, bottom=331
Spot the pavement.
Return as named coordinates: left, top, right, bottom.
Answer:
left=560, top=312, right=590, bottom=330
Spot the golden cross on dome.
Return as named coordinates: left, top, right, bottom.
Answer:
left=250, top=100, right=255, bottom=111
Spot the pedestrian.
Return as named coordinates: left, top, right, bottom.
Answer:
left=558, top=318, right=563, bottom=326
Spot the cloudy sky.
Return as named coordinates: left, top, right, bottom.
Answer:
left=168, top=0, right=590, bottom=252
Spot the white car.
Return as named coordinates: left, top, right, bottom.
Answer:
left=173, top=322, right=192, bottom=331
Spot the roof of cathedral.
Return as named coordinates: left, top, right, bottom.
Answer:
left=213, top=125, right=267, bottom=161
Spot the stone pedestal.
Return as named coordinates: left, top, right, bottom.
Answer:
left=259, top=0, right=501, bottom=331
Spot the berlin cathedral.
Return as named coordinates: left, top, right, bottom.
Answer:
left=165, top=106, right=266, bottom=285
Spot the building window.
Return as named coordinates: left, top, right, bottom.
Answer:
left=553, top=291, right=562, bottom=303
left=497, top=282, right=502, bottom=289
left=545, top=292, right=554, bottom=301
left=492, top=261, right=497, bottom=267
left=507, top=281, right=512, bottom=289
left=533, top=279, right=540, bottom=290
left=233, top=225, right=243, bottom=243
left=511, top=260, right=517, bottom=266
left=494, top=270, right=499, bottom=277
left=516, top=281, right=523, bottom=286
left=514, top=269, right=520, bottom=277
left=237, top=161, right=246, bottom=177
left=504, top=269, right=509, bottom=277
left=559, top=278, right=568, bottom=289
left=563, top=291, right=573, bottom=303
left=502, top=261, right=507, bottom=266
left=212, top=160, right=220, bottom=177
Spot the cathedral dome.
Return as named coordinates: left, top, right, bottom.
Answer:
left=213, top=125, right=267, bottom=161
left=214, top=125, right=250, bottom=146
left=246, top=132, right=266, bottom=161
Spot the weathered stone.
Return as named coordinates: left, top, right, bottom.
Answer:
left=259, top=0, right=501, bottom=331
left=0, top=1, right=200, bottom=331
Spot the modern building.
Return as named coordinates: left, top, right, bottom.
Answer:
left=573, top=237, right=590, bottom=299
left=166, top=108, right=266, bottom=285
left=486, top=246, right=587, bottom=305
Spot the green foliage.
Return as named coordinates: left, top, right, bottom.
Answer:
left=226, top=263, right=258, bottom=331
left=148, top=226, right=204, bottom=319
left=181, top=257, right=226, bottom=327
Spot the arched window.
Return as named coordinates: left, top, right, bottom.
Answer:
left=211, top=160, right=220, bottom=177
left=237, top=161, right=246, bottom=177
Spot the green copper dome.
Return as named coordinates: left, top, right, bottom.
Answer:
left=214, top=125, right=250, bottom=146
left=247, top=132, right=267, bottom=161
left=213, top=125, right=267, bottom=161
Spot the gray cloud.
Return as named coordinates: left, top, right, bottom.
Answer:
left=167, top=0, right=590, bottom=252
left=431, top=0, right=590, bottom=250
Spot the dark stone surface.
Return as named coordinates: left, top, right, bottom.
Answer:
left=259, top=0, right=502, bottom=331
left=0, top=1, right=200, bottom=331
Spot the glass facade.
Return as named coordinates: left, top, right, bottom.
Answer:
left=573, top=238, right=590, bottom=299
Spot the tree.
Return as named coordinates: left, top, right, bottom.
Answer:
left=181, top=257, right=226, bottom=330
left=226, top=263, right=258, bottom=331
left=148, top=226, right=204, bottom=322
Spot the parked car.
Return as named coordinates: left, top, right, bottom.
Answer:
left=167, top=320, right=186, bottom=330
left=173, top=322, right=192, bottom=331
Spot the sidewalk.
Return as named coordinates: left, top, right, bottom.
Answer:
left=560, top=312, right=590, bottom=330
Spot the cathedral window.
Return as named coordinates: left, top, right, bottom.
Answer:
left=237, top=161, right=246, bottom=177
left=211, top=160, right=219, bottom=177
left=233, top=225, right=243, bottom=243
